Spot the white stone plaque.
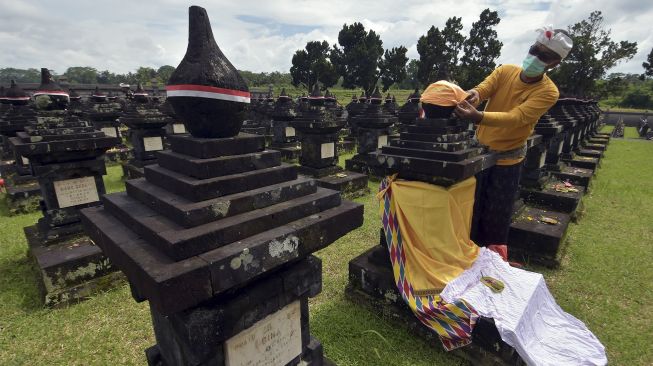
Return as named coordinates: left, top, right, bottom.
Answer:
left=54, top=176, right=99, bottom=209
left=557, top=142, right=564, bottom=155
left=538, top=150, right=547, bottom=168
left=377, top=135, right=388, bottom=149
left=21, top=156, right=29, bottom=165
left=285, top=126, right=296, bottom=137
left=101, top=127, right=117, bottom=138
left=320, top=142, right=335, bottom=159
left=143, top=136, right=164, bottom=152
left=225, top=300, right=302, bottom=366
left=172, top=123, right=187, bottom=134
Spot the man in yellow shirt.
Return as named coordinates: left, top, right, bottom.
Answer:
left=454, top=27, right=573, bottom=261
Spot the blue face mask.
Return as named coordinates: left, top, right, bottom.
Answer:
left=522, top=54, right=548, bottom=77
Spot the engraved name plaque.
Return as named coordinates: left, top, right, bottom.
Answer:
left=143, top=136, right=164, bottom=152
left=225, top=300, right=302, bottom=366
left=377, top=135, right=388, bottom=149
left=320, top=142, right=335, bottom=159
left=54, top=176, right=99, bottom=208
left=285, top=127, right=296, bottom=137
left=101, top=127, right=118, bottom=138
left=172, top=123, right=187, bottom=134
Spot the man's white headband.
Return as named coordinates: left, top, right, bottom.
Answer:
left=536, top=25, right=573, bottom=59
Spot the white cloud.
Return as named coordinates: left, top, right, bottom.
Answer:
left=0, top=0, right=650, bottom=77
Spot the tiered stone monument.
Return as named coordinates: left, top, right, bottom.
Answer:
left=291, top=86, right=369, bottom=198
left=556, top=99, right=602, bottom=172
left=121, top=84, right=172, bottom=179
left=267, top=88, right=300, bottom=161
left=396, top=88, right=421, bottom=130
left=84, top=86, right=130, bottom=164
left=383, top=93, right=398, bottom=116
left=9, top=73, right=121, bottom=307
left=242, top=93, right=273, bottom=140
left=345, top=87, right=397, bottom=175
left=0, top=80, right=41, bottom=214
left=160, top=99, right=188, bottom=137
left=81, top=7, right=363, bottom=365
left=348, top=104, right=511, bottom=364
left=66, top=88, right=85, bottom=117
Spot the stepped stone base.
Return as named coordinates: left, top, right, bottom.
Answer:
left=508, top=206, right=571, bottom=268
left=24, top=225, right=122, bottom=308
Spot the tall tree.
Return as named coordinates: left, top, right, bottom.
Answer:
left=330, top=23, right=384, bottom=93
left=0, top=68, right=41, bottom=83
left=156, top=65, right=176, bottom=83
left=549, top=11, right=637, bottom=96
left=643, top=47, right=653, bottom=78
left=290, top=40, right=338, bottom=91
left=379, top=46, right=408, bottom=91
left=459, top=9, right=503, bottom=89
left=416, top=17, right=466, bottom=86
left=135, top=67, right=157, bottom=84
left=63, top=66, right=98, bottom=84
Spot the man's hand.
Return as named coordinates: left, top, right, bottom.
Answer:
left=455, top=100, right=484, bottom=123
left=465, top=89, right=480, bottom=105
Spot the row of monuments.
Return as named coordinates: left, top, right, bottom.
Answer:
left=0, top=6, right=612, bottom=366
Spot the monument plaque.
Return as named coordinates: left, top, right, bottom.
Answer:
left=21, top=156, right=29, bottom=165
left=54, top=176, right=99, bottom=208
left=320, top=142, right=335, bottom=159
left=143, top=136, right=164, bottom=152
left=101, top=127, right=118, bottom=138
left=377, top=135, right=388, bottom=149
left=172, top=123, right=187, bottom=134
left=224, top=300, right=302, bottom=366
left=285, top=126, right=296, bottom=137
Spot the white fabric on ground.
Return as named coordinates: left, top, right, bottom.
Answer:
left=441, top=248, right=607, bottom=366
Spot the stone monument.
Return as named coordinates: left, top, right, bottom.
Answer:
left=345, top=87, right=397, bottom=175
left=9, top=73, right=121, bottom=307
left=291, top=85, right=369, bottom=198
left=81, top=6, right=363, bottom=365
left=268, top=88, right=300, bottom=160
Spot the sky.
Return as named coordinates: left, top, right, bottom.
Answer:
left=0, top=0, right=651, bottom=77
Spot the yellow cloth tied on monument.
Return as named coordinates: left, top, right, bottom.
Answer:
left=419, top=80, right=470, bottom=107
left=377, top=175, right=481, bottom=350
left=380, top=176, right=480, bottom=294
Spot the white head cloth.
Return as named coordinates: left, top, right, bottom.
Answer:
left=536, top=25, right=573, bottom=59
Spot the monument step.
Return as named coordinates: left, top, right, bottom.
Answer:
left=125, top=176, right=318, bottom=228
left=562, top=156, right=600, bottom=171
left=102, top=187, right=342, bottom=261
left=582, top=142, right=606, bottom=151
left=576, top=149, right=603, bottom=159
left=400, top=131, right=469, bottom=143
left=381, top=145, right=483, bottom=162
left=168, top=133, right=265, bottom=159
left=157, top=149, right=281, bottom=179
left=314, top=171, right=369, bottom=200
left=508, top=205, right=571, bottom=268
left=389, top=138, right=470, bottom=152
left=377, top=152, right=496, bottom=186
left=81, top=200, right=364, bottom=315
left=24, top=225, right=120, bottom=308
left=144, top=163, right=298, bottom=202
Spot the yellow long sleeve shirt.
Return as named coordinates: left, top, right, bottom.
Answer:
left=474, top=64, right=559, bottom=165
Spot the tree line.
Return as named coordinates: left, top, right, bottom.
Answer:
left=291, top=10, right=647, bottom=99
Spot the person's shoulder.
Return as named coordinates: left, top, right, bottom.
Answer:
left=541, top=75, right=560, bottom=97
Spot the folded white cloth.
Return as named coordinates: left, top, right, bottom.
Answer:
left=441, top=248, right=607, bottom=366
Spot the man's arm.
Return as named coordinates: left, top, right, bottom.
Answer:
left=480, top=89, right=559, bottom=128
left=472, top=65, right=504, bottom=102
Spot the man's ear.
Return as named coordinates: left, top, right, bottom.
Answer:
left=546, top=59, right=562, bottom=71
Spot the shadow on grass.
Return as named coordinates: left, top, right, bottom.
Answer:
left=0, top=251, right=44, bottom=313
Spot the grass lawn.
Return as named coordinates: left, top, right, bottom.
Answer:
left=1, top=140, right=652, bottom=365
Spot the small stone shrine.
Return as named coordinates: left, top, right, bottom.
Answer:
left=268, top=88, right=301, bottom=160
left=0, top=80, right=40, bottom=214
left=396, top=88, right=421, bottom=129
left=120, top=83, right=172, bottom=179
left=81, top=7, right=363, bottom=365
left=345, top=87, right=397, bottom=175
left=348, top=103, right=514, bottom=364
left=9, top=72, right=121, bottom=307
left=66, top=88, right=85, bottom=117
left=291, top=85, right=369, bottom=198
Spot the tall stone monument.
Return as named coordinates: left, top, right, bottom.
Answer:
left=10, top=70, right=121, bottom=307
left=81, top=6, right=363, bottom=365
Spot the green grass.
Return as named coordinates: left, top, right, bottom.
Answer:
left=623, top=127, right=640, bottom=139
left=1, top=144, right=652, bottom=365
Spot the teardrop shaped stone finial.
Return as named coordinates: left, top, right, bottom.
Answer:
left=166, top=6, right=250, bottom=138
left=6, top=80, right=31, bottom=105
left=34, top=68, right=69, bottom=108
